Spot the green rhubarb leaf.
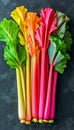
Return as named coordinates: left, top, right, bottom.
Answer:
left=54, top=52, right=70, bottom=73
left=4, top=45, right=19, bottom=68
left=63, top=29, right=73, bottom=51
left=50, top=36, right=67, bottom=54
left=54, top=51, right=65, bottom=65
left=0, top=18, right=26, bottom=68
left=56, top=11, right=70, bottom=27
left=49, top=36, right=70, bottom=73
left=4, top=44, right=26, bottom=68
left=0, top=18, right=19, bottom=45
left=54, top=59, right=67, bottom=74
left=53, top=11, right=73, bottom=52
left=17, top=44, right=26, bottom=67
left=53, top=11, right=70, bottom=39
left=56, top=23, right=66, bottom=39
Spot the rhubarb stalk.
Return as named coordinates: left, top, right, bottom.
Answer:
left=19, top=66, right=26, bottom=114
left=50, top=70, right=58, bottom=120
left=0, top=19, right=27, bottom=122
left=39, top=48, right=48, bottom=121
left=25, top=51, right=31, bottom=123
left=49, top=11, right=72, bottom=121
left=44, top=64, right=54, bottom=121
left=16, top=68, right=26, bottom=123
left=44, top=36, right=70, bottom=121
left=11, top=6, right=32, bottom=123
left=25, top=12, right=40, bottom=120
left=35, top=8, right=57, bottom=121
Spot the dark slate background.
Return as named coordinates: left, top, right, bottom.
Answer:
left=0, top=0, right=74, bottom=130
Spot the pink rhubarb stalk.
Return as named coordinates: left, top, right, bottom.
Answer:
left=36, top=50, right=40, bottom=103
left=50, top=70, right=58, bottom=120
left=35, top=8, right=57, bottom=120
left=44, top=64, right=54, bottom=120
left=39, top=48, right=48, bottom=121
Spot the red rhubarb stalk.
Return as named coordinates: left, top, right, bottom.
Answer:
left=50, top=70, right=58, bottom=120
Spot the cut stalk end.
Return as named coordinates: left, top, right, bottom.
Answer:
left=20, top=120, right=25, bottom=123
left=43, top=120, right=49, bottom=123
left=39, top=119, right=43, bottom=123
left=43, top=119, right=54, bottom=123
left=32, top=118, right=38, bottom=122
left=49, top=120, right=54, bottom=123
left=25, top=121, right=31, bottom=125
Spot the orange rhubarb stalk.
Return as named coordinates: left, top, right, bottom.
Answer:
left=25, top=12, right=40, bottom=121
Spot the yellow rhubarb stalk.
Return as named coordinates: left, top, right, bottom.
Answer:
left=16, top=68, right=26, bottom=123
left=11, top=6, right=32, bottom=123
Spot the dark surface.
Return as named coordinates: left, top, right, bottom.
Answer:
left=0, top=0, right=74, bottom=130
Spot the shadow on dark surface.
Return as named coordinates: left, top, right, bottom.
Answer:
left=0, top=0, right=74, bottom=130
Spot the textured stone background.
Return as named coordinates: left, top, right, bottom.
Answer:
left=0, top=0, right=74, bottom=130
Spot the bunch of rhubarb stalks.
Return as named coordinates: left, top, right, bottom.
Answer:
left=0, top=6, right=72, bottom=124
